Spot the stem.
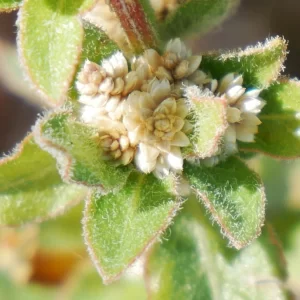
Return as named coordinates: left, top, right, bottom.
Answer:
left=109, top=0, right=158, bottom=54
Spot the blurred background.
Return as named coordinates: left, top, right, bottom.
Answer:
left=0, top=0, right=300, bottom=298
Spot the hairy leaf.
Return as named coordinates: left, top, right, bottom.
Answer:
left=0, top=135, right=86, bottom=226
left=184, top=86, right=228, bottom=159
left=184, top=157, right=265, bottom=249
left=83, top=172, right=182, bottom=283
left=0, top=0, right=21, bottom=12
left=17, top=0, right=96, bottom=105
left=145, top=213, right=212, bottom=300
left=201, top=36, right=287, bottom=88
left=146, top=202, right=288, bottom=300
left=35, top=111, right=132, bottom=191
left=240, top=78, right=300, bottom=158
left=159, top=0, right=239, bottom=41
left=58, top=261, right=147, bottom=300
left=81, top=21, right=120, bottom=64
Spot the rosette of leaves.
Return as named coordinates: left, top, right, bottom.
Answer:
left=0, top=0, right=298, bottom=297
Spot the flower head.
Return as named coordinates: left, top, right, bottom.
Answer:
left=96, top=118, right=136, bottom=166
left=76, top=39, right=266, bottom=175
left=217, top=73, right=265, bottom=154
left=123, top=79, right=191, bottom=175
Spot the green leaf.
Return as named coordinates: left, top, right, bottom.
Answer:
left=240, top=78, right=300, bottom=158
left=35, top=111, right=132, bottom=191
left=184, top=157, right=266, bottom=249
left=0, top=134, right=86, bottom=226
left=146, top=201, right=289, bottom=300
left=81, top=21, right=120, bottom=64
left=183, top=86, right=228, bottom=159
left=58, top=261, right=147, bottom=300
left=83, top=172, right=182, bottom=283
left=145, top=214, right=212, bottom=300
left=0, top=0, right=22, bottom=12
left=158, top=0, right=239, bottom=41
left=17, top=0, right=96, bottom=105
left=201, top=36, right=287, bottom=88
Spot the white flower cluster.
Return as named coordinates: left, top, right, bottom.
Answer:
left=76, top=38, right=265, bottom=176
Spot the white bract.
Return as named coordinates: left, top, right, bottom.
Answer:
left=218, top=73, right=265, bottom=155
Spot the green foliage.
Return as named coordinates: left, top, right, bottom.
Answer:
left=146, top=202, right=288, bottom=300
left=201, top=37, right=287, bottom=88
left=0, top=0, right=21, bottom=12
left=184, top=86, right=227, bottom=159
left=240, top=79, right=300, bottom=158
left=1, top=0, right=298, bottom=297
left=81, top=21, right=120, bottom=65
left=0, top=135, right=86, bottom=226
left=17, top=0, right=96, bottom=105
left=35, top=111, right=132, bottom=191
left=184, top=157, right=265, bottom=249
left=58, top=261, right=147, bottom=300
left=159, top=0, right=239, bottom=41
left=83, top=172, right=182, bottom=283
left=146, top=214, right=212, bottom=300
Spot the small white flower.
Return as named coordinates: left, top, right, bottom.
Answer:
left=165, top=38, right=191, bottom=61
left=97, top=121, right=136, bottom=166
left=217, top=73, right=265, bottom=150
left=123, top=79, right=190, bottom=175
left=101, top=52, right=128, bottom=78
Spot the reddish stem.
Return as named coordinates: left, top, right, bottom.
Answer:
left=109, top=0, right=157, bottom=53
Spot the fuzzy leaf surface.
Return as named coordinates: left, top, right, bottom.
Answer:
left=0, top=135, right=86, bottom=226
left=0, top=0, right=21, bottom=11
left=159, top=0, right=239, bottom=41
left=145, top=214, right=212, bottom=300
left=184, top=157, right=265, bottom=249
left=18, top=0, right=96, bottom=105
left=184, top=86, right=227, bottom=159
left=146, top=203, right=288, bottom=300
left=81, top=21, right=120, bottom=64
left=83, top=172, right=182, bottom=283
left=240, top=79, right=300, bottom=158
left=35, top=112, right=132, bottom=191
left=201, top=37, right=287, bottom=88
